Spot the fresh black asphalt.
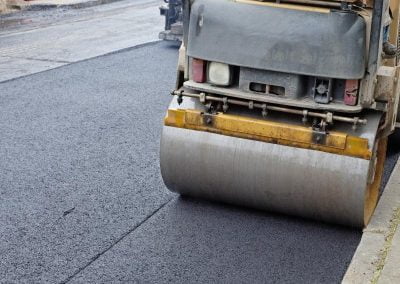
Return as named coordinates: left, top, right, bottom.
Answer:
left=0, top=42, right=399, bottom=283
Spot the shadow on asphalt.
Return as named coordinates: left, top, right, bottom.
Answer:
left=73, top=194, right=362, bottom=283
left=139, top=196, right=361, bottom=283
left=161, top=41, right=182, bottom=49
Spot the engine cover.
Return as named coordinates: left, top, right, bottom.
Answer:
left=187, top=0, right=367, bottom=79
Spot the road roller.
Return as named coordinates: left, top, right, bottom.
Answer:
left=160, top=0, right=400, bottom=227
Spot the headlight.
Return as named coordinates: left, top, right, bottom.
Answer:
left=207, top=62, right=232, bottom=86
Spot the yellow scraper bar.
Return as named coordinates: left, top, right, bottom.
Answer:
left=165, top=109, right=372, bottom=160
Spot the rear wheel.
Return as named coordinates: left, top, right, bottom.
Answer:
left=364, top=137, right=388, bottom=225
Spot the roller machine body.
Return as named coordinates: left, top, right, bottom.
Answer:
left=160, top=0, right=400, bottom=227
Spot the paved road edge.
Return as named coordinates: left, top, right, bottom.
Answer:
left=7, top=0, right=125, bottom=13
left=342, top=159, right=400, bottom=283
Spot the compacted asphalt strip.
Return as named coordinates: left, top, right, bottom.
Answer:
left=0, top=42, right=399, bottom=283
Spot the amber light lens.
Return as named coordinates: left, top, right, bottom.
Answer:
left=192, top=58, right=206, bottom=83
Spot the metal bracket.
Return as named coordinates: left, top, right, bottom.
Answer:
left=312, top=78, right=332, bottom=104
left=312, top=130, right=327, bottom=145
left=261, top=104, right=268, bottom=118
left=312, top=120, right=328, bottom=145
left=222, top=97, right=229, bottom=112
left=202, top=113, right=214, bottom=125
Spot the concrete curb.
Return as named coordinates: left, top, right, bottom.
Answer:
left=342, top=160, right=400, bottom=283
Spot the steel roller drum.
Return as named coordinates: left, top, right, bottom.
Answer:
left=160, top=99, right=384, bottom=227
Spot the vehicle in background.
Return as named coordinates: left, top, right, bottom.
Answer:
left=159, top=0, right=183, bottom=42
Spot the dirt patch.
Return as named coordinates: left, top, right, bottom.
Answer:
left=0, top=0, right=26, bottom=14
left=0, top=0, right=8, bottom=13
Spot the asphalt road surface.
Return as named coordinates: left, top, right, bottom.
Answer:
left=1, top=42, right=399, bottom=283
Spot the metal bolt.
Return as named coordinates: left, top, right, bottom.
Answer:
left=302, top=110, right=308, bottom=124
left=316, top=83, right=327, bottom=95
left=222, top=97, right=228, bottom=112
left=249, top=101, right=254, bottom=110
left=199, top=92, right=206, bottom=104
left=261, top=104, right=267, bottom=117
left=177, top=95, right=183, bottom=105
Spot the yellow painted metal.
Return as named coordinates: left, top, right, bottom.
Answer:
left=364, top=137, right=387, bottom=225
left=388, top=0, right=400, bottom=67
left=235, top=0, right=330, bottom=13
left=165, top=109, right=372, bottom=160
